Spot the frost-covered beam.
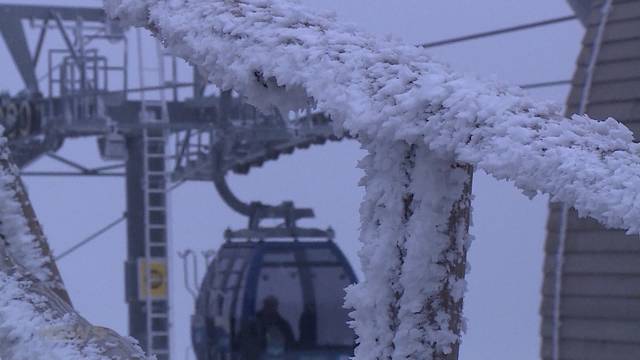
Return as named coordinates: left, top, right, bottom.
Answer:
left=0, top=146, right=148, bottom=359
left=103, top=0, right=640, bottom=359
left=105, top=0, right=640, bottom=237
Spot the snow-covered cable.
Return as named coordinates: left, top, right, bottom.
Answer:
left=552, top=1, right=613, bottom=359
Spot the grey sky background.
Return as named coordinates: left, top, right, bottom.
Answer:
left=0, top=1, right=585, bottom=359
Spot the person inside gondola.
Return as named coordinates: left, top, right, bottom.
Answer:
left=256, top=295, right=295, bottom=356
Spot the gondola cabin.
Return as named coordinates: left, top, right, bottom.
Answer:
left=191, top=239, right=358, bottom=360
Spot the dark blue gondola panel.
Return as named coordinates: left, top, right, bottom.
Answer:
left=305, top=244, right=356, bottom=348
left=192, top=243, right=254, bottom=359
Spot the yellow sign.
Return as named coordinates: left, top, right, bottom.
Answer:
left=138, top=259, right=168, bottom=300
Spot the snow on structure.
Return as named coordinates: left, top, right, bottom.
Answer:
left=0, top=149, right=53, bottom=284
left=104, top=0, right=640, bottom=358
left=0, top=138, right=148, bottom=358
left=344, top=142, right=472, bottom=358
left=105, top=0, right=640, bottom=237
left=344, top=142, right=414, bottom=359
left=0, top=272, right=105, bottom=360
left=0, top=267, right=148, bottom=360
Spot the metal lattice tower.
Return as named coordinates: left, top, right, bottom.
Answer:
left=0, top=4, right=337, bottom=358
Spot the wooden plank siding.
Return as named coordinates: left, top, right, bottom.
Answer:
left=542, top=0, right=640, bottom=359
left=541, top=336, right=640, bottom=360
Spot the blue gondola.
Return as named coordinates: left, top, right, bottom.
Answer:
left=191, top=177, right=358, bottom=360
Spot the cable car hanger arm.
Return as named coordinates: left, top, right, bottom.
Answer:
left=212, top=173, right=314, bottom=229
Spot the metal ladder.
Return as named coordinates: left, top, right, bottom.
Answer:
left=137, top=28, right=171, bottom=360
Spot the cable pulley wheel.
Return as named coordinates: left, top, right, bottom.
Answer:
left=17, top=100, right=33, bottom=137
left=3, top=101, right=18, bottom=137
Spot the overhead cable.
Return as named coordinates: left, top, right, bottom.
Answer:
left=55, top=213, right=127, bottom=261
left=520, top=80, right=572, bottom=90
left=422, top=15, right=577, bottom=48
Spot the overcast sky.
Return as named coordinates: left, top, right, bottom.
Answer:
left=0, top=1, right=584, bottom=359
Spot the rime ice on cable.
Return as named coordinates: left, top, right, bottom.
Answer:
left=104, top=0, right=640, bottom=358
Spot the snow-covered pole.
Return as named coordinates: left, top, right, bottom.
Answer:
left=345, top=141, right=472, bottom=360
left=438, top=163, right=472, bottom=360
left=393, top=148, right=473, bottom=360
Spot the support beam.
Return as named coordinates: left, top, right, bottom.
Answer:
left=46, top=152, right=90, bottom=172
left=33, top=17, right=49, bottom=68
left=125, top=130, right=171, bottom=359
left=51, top=11, right=84, bottom=74
left=0, top=15, right=38, bottom=92
left=441, top=165, right=473, bottom=360
left=125, top=134, right=149, bottom=350
left=0, top=4, right=104, bottom=22
left=397, top=151, right=473, bottom=360
left=347, top=144, right=473, bottom=360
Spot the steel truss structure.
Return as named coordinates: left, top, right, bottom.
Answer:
left=0, top=4, right=339, bottom=359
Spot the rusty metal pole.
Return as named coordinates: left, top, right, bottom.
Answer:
left=441, top=164, right=473, bottom=360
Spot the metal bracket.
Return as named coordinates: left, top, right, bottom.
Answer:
left=213, top=173, right=314, bottom=229
left=213, top=174, right=334, bottom=242
left=178, top=250, right=200, bottom=300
